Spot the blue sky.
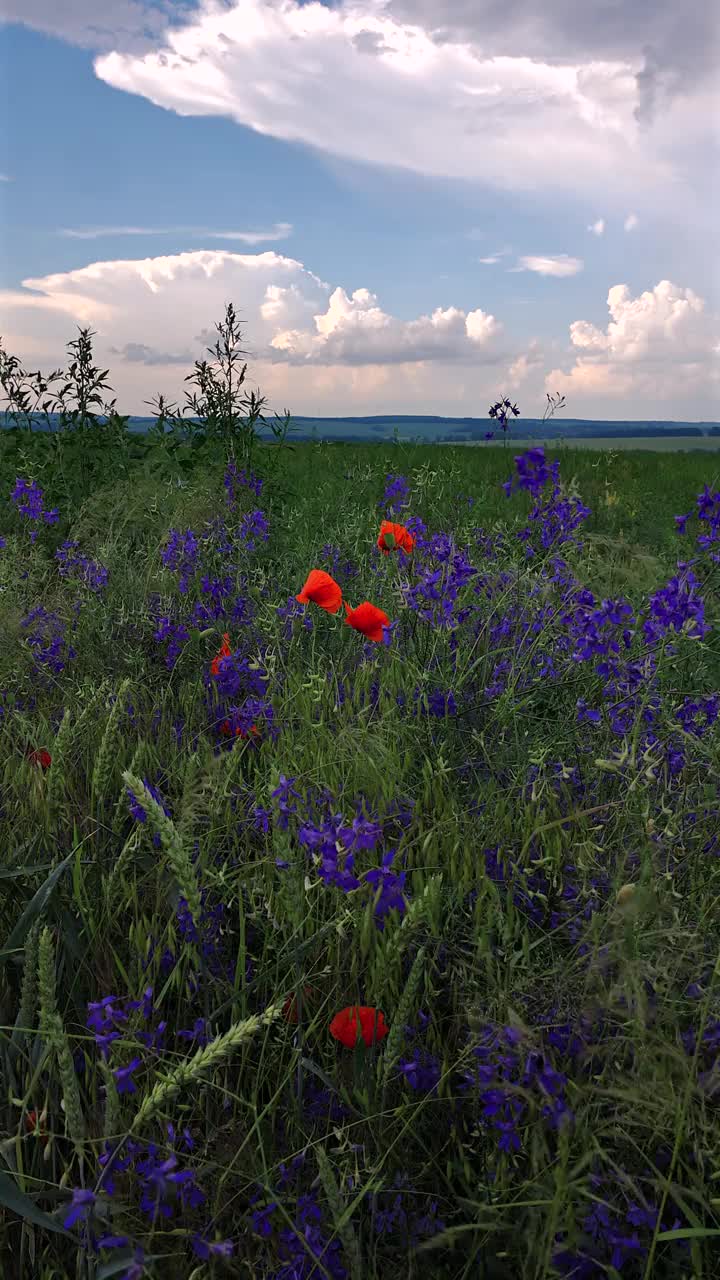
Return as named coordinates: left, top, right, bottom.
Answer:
left=1, top=0, right=718, bottom=420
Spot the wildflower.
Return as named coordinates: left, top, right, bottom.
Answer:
left=177, top=1018, right=211, bottom=1046
left=55, top=540, right=109, bottom=593
left=113, top=1057, right=142, bottom=1095
left=378, top=520, right=414, bottom=555
left=364, top=849, right=407, bottom=926
left=296, top=569, right=343, bottom=614
left=63, top=1187, right=96, bottom=1230
left=282, top=986, right=317, bottom=1025
left=380, top=473, right=410, bottom=515
left=10, top=477, right=60, bottom=541
left=220, top=718, right=259, bottom=740
left=191, top=1236, right=234, bottom=1260
left=27, top=747, right=52, bottom=770
left=398, top=1048, right=441, bottom=1094
left=344, top=601, right=390, bottom=642
left=239, top=508, right=270, bottom=550
left=329, top=1005, right=389, bottom=1048
left=211, top=632, right=233, bottom=677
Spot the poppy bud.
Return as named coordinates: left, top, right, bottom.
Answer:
left=27, top=747, right=52, bottom=770
left=282, top=986, right=316, bottom=1025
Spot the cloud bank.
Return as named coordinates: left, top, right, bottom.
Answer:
left=1, top=249, right=717, bottom=418
left=64, top=0, right=712, bottom=218
left=546, top=279, right=720, bottom=406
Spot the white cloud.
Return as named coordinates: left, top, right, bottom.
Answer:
left=0, top=174, right=12, bottom=182
left=507, top=339, right=544, bottom=385
left=57, top=221, right=293, bottom=242
left=477, top=247, right=512, bottom=265
left=587, top=218, right=605, bottom=236
left=86, top=0, right=695, bottom=214
left=268, top=283, right=504, bottom=365
left=509, top=255, right=584, bottom=277
left=624, top=213, right=640, bottom=231
left=0, top=248, right=511, bottom=415
left=545, top=278, right=720, bottom=410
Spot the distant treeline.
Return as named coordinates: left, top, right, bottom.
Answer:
left=1, top=412, right=718, bottom=442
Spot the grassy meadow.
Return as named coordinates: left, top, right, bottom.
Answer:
left=1, top=318, right=720, bottom=1280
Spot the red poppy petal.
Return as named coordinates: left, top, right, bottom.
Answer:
left=297, top=570, right=343, bottom=614
left=345, top=602, right=390, bottom=642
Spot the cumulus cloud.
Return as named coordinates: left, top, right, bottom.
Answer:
left=545, top=278, right=720, bottom=410
left=8, top=0, right=716, bottom=128
left=624, top=213, right=639, bottom=231
left=3, top=1, right=714, bottom=223
left=263, top=281, right=504, bottom=366
left=83, top=0, right=699, bottom=214
left=587, top=218, right=605, bottom=236
left=382, top=0, right=719, bottom=123
left=0, top=247, right=512, bottom=414
left=507, top=339, right=544, bottom=385
left=509, top=255, right=584, bottom=277
left=0, top=0, right=194, bottom=54
left=58, top=221, right=293, bottom=242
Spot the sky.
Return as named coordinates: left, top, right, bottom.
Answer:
left=0, top=0, right=719, bottom=421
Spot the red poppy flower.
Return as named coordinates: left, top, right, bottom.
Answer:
left=344, top=601, right=390, bottom=643
left=211, top=633, right=232, bottom=677
left=219, top=720, right=259, bottom=740
left=377, top=520, right=414, bottom=555
left=329, top=1005, right=389, bottom=1049
left=282, top=986, right=317, bottom=1025
left=27, top=747, right=52, bottom=770
left=295, top=569, right=343, bottom=615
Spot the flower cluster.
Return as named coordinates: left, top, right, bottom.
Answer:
left=675, top=480, right=720, bottom=563
left=503, top=447, right=592, bottom=557
left=224, top=457, right=264, bottom=506
left=552, top=1162, right=688, bottom=1277
left=209, top=632, right=276, bottom=744
left=64, top=1128, right=233, bottom=1265
left=270, top=777, right=410, bottom=923
left=55, top=539, right=109, bottom=592
left=462, top=1023, right=573, bottom=1153
left=20, top=605, right=77, bottom=676
left=251, top=1181, right=348, bottom=1279
left=489, top=397, right=520, bottom=433
left=379, top=472, right=411, bottom=516
left=9, top=476, right=60, bottom=542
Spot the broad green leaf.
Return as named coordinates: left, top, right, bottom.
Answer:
left=0, top=1169, right=72, bottom=1237
left=0, top=849, right=75, bottom=962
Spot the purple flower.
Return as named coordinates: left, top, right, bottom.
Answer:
left=63, top=1188, right=96, bottom=1230
left=113, top=1057, right=142, bottom=1095
left=191, top=1235, right=235, bottom=1260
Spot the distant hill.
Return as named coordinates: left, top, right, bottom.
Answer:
left=2, top=411, right=719, bottom=442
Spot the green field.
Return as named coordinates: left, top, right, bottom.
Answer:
left=451, top=436, right=720, bottom=452
left=2, top=327, right=720, bottom=1279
